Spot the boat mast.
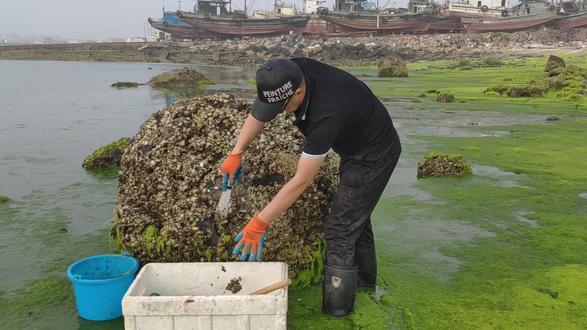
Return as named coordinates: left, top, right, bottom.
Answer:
left=162, top=0, right=165, bottom=13
left=178, top=0, right=182, bottom=10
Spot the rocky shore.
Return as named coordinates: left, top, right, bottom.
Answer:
left=1, top=29, right=586, bottom=66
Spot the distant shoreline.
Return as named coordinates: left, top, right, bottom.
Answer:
left=1, top=31, right=586, bottom=66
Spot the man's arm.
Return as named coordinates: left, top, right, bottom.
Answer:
left=257, top=154, right=326, bottom=223
left=232, top=114, right=266, bottom=154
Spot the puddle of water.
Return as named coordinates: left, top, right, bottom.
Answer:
left=472, top=164, right=535, bottom=190
left=384, top=157, right=433, bottom=201
left=515, top=211, right=540, bottom=228
left=385, top=99, right=549, bottom=138
left=375, top=210, right=495, bottom=282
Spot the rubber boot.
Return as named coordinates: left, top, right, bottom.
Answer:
left=356, top=246, right=377, bottom=289
left=322, top=264, right=358, bottom=316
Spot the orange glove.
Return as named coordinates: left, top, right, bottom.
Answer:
left=220, top=152, right=243, bottom=189
left=232, top=215, right=270, bottom=262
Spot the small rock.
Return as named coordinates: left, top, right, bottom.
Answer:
left=377, top=56, right=408, bottom=78
left=111, top=82, right=140, bottom=88
left=149, top=67, right=213, bottom=88
left=436, top=94, right=455, bottom=103
left=304, top=44, right=323, bottom=57
left=546, top=116, right=560, bottom=121
left=0, top=195, right=10, bottom=204
left=545, top=55, right=565, bottom=72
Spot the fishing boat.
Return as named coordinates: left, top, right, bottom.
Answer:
left=462, top=11, right=557, bottom=31
left=553, top=1, right=587, bottom=28
left=178, top=0, right=310, bottom=37
left=409, top=0, right=464, bottom=33
left=148, top=12, right=206, bottom=40
left=461, top=0, right=558, bottom=32
left=445, top=1, right=508, bottom=18
left=317, top=0, right=432, bottom=34
left=554, top=11, right=587, bottom=28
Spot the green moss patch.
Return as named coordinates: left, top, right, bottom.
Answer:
left=82, top=137, right=130, bottom=169
left=148, top=67, right=213, bottom=89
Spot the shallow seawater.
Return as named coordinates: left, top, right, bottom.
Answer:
left=0, top=60, right=254, bottom=328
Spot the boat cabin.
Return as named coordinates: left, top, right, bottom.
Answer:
left=196, top=0, right=231, bottom=16
left=459, top=0, right=507, bottom=9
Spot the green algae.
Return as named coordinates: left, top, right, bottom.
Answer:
left=292, top=240, right=325, bottom=289
left=349, top=55, right=587, bottom=114
left=142, top=225, right=170, bottom=258
left=372, top=119, right=587, bottom=329
left=83, top=137, right=130, bottom=169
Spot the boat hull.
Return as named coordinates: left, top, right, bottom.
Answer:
left=178, top=12, right=310, bottom=37
left=148, top=18, right=206, bottom=39
left=318, top=11, right=431, bottom=33
left=553, top=12, right=587, bottom=29
left=429, top=17, right=463, bottom=32
left=462, top=12, right=557, bottom=32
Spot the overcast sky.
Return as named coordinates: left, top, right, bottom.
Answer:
left=0, top=0, right=339, bottom=40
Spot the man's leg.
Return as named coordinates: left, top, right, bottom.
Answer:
left=322, top=150, right=401, bottom=316
left=356, top=221, right=377, bottom=289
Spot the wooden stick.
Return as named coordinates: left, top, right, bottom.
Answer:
left=252, top=278, right=292, bottom=295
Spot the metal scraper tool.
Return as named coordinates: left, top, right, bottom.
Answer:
left=216, top=189, right=231, bottom=217
left=216, top=167, right=242, bottom=217
left=216, top=174, right=232, bottom=217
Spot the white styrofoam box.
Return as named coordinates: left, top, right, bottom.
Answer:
left=122, top=262, right=288, bottom=330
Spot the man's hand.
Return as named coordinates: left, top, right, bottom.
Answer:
left=232, top=215, right=270, bottom=262
left=220, top=152, right=243, bottom=189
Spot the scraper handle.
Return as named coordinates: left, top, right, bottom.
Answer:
left=252, top=278, right=292, bottom=295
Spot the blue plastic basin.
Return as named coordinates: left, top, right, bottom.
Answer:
left=67, top=254, right=139, bottom=321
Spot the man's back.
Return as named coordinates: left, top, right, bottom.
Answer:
left=291, top=57, right=401, bottom=159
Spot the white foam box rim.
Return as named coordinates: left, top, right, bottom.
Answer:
left=122, top=262, right=288, bottom=317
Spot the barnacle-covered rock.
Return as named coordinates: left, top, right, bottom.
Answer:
left=417, top=151, right=472, bottom=178
left=377, top=56, right=408, bottom=78
left=115, top=93, right=339, bottom=281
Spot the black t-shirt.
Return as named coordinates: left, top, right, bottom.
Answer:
left=256, top=57, right=401, bottom=159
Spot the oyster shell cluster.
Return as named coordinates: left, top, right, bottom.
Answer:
left=417, top=151, right=472, bottom=178
left=115, top=93, right=339, bottom=279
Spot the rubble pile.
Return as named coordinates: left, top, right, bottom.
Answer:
left=173, top=29, right=587, bottom=66
left=114, top=93, right=339, bottom=280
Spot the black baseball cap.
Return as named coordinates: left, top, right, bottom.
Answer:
left=251, top=58, right=303, bottom=122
